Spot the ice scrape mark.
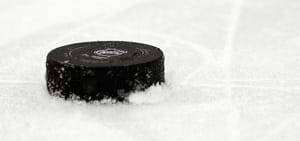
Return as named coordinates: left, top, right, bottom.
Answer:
left=224, top=0, right=244, bottom=97
left=222, top=0, right=244, bottom=141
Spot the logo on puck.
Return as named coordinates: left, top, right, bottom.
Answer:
left=93, top=48, right=127, bottom=59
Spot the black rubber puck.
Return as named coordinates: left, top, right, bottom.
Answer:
left=46, top=41, right=165, bottom=102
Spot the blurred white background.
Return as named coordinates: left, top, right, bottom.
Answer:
left=0, top=0, right=300, bottom=141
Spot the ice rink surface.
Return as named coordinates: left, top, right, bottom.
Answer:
left=0, top=0, right=300, bottom=140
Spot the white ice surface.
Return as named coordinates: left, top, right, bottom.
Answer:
left=1, top=0, right=300, bottom=140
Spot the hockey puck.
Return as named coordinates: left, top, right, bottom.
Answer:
left=46, top=41, right=165, bottom=102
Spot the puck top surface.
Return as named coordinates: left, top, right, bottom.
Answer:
left=47, top=41, right=164, bottom=67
